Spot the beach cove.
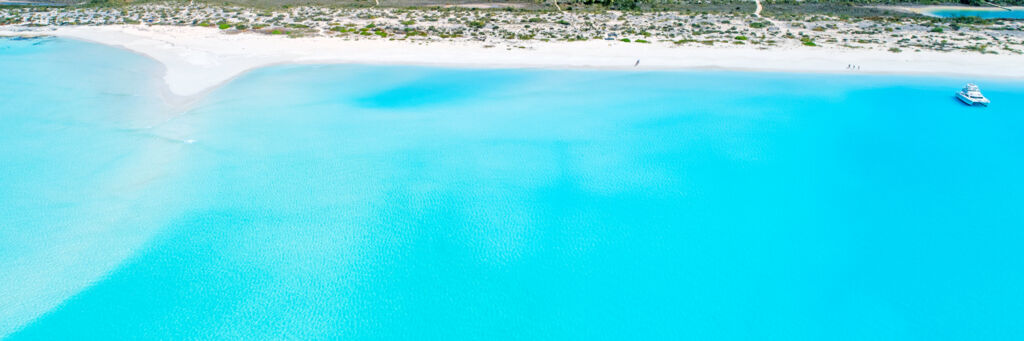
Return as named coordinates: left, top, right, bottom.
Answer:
left=2, top=29, right=1024, bottom=340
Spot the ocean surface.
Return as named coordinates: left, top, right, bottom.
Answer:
left=926, top=8, right=1024, bottom=19
left=2, top=37, right=1023, bottom=340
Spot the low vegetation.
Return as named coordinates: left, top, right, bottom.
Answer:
left=2, top=0, right=1021, bottom=56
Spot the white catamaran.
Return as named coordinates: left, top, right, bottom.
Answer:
left=957, top=83, right=990, bottom=106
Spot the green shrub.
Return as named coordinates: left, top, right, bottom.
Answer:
left=735, top=35, right=748, bottom=40
left=952, top=16, right=991, bottom=25
left=218, top=23, right=231, bottom=30
left=620, top=38, right=631, bottom=42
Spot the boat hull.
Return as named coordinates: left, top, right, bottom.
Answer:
left=957, top=93, right=989, bottom=106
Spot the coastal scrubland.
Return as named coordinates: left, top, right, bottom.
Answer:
left=3, top=0, right=1022, bottom=55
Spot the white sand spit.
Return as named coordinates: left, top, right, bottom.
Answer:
left=4, top=25, right=1023, bottom=97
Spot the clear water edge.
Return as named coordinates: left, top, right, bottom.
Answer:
left=925, top=8, right=1024, bottom=19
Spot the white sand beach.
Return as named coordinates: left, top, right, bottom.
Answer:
left=4, top=24, right=1024, bottom=98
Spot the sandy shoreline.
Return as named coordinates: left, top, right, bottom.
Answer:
left=3, top=25, right=1024, bottom=98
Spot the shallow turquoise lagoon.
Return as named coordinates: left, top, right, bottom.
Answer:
left=2, top=37, right=1023, bottom=340
left=927, top=8, right=1024, bottom=19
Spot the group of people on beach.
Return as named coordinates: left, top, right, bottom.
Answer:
left=847, top=64, right=862, bottom=70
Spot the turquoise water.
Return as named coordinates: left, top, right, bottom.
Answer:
left=2, top=37, right=1024, bottom=340
left=0, top=1, right=66, bottom=5
left=928, top=8, right=1024, bottom=19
